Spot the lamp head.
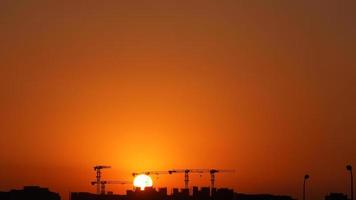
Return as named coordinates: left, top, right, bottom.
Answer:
left=304, top=174, right=310, bottom=179
left=346, top=165, right=352, bottom=171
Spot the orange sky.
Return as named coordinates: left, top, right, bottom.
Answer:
left=0, top=1, right=355, bottom=200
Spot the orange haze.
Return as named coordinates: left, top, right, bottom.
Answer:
left=0, top=1, right=355, bottom=200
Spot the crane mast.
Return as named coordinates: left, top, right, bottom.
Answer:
left=169, top=169, right=235, bottom=190
left=209, top=169, right=235, bottom=189
left=91, top=180, right=130, bottom=195
left=93, top=165, right=111, bottom=194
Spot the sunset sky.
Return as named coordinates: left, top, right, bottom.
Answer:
left=0, top=1, right=355, bottom=200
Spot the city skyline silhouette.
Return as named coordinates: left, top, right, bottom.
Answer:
left=0, top=164, right=354, bottom=200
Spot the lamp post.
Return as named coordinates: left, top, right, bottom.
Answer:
left=303, top=174, right=310, bottom=200
left=347, top=165, right=353, bottom=200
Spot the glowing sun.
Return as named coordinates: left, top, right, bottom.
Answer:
left=133, top=174, right=153, bottom=190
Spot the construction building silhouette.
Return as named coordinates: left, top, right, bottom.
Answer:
left=71, top=187, right=294, bottom=200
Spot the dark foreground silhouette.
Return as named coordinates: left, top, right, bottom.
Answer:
left=0, top=186, right=60, bottom=200
left=71, top=187, right=294, bottom=200
left=1, top=186, right=350, bottom=200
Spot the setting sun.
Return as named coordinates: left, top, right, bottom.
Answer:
left=133, top=174, right=153, bottom=190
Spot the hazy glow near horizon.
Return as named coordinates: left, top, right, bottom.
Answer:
left=133, top=175, right=153, bottom=190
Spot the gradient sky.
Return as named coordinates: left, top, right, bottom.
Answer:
left=0, top=1, right=355, bottom=200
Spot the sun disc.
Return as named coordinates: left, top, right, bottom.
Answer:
left=133, top=174, right=153, bottom=190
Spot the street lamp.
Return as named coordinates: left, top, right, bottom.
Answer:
left=347, top=165, right=353, bottom=200
left=303, top=174, right=310, bottom=200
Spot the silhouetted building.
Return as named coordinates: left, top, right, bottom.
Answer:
left=181, top=189, right=189, bottom=197
left=71, top=192, right=125, bottom=200
left=0, top=186, right=60, bottom=200
left=126, top=187, right=168, bottom=200
left=325, top=193, right=348, bottom=200
left=71, top=187, right=297, bottom=200
left=235, top=193, right=294, bottom=200
left=158, top=188, right=168, bottom=197
left=172, top=188, right=179, bottom=197
left=198, top=187, right=210, bottom=200
left=171, top=188, right=192, bottom=200
left=213, top=188, right=234, bottom=200
left=192, top=187, right=199, bottom=198
left=211, top=188, right=217, bottom=199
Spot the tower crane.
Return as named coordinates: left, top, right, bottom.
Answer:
left=91, top=180, right=130, bottom=195
left=169, top=169, right=235, bottom=189
left=168, top=169, right=209, bottom=189
left=132, top=168, right=234, bottom=191
left=93, top=165, right=111, bottom=194
left=209, top=169, right=235, bottom=189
